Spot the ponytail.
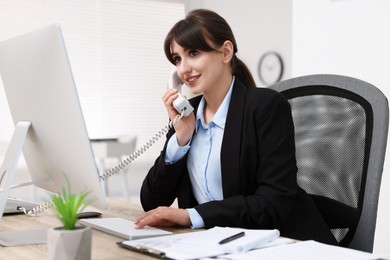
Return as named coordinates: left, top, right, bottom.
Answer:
left=233, top=55, right=256, bottom=88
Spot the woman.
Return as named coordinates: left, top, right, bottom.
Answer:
left=135, top=9, right=337, bottom=245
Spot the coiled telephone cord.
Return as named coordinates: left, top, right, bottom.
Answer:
left=19, top=201, right=52, bottom=216
left=99, top=113, right=182, bottom=181
left=19, top=113, right=183, bottom=216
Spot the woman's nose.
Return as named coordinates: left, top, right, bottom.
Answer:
left=177, top=59, right=191, bottom=77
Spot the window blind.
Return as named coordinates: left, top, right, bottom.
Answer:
left=0, top=0, right=184, bottom=162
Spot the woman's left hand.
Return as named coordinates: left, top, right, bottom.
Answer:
left=134, top=206, right=191, bottom=229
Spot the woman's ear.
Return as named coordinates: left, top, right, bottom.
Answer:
left=221, top=40, right=234, bottom=64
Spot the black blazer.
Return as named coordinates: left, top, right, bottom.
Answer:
left=141, top=79, right=337, bottom=245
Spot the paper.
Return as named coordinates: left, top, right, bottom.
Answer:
left=121, top=227, right=280, bottom=260
left=218, top=240, right=379, bottom=260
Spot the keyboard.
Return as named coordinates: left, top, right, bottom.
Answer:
left=79, top=217, right=172, bottom=240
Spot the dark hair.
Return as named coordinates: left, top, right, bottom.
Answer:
left=164, top=9, right=256, bottom=88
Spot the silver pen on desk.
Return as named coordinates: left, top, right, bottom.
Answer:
left=218, top=231, right=246, bottom=244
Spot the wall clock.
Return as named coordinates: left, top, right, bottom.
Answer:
left=258, top=51, right=284, bottom=85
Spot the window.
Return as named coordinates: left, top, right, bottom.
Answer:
left=0, top=0, right=184, bottom=162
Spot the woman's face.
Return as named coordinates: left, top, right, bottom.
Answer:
left=170, top=39, right=229, bottom=95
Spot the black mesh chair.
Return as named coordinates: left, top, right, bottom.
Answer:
left=269, top=74, right=388, bottom=252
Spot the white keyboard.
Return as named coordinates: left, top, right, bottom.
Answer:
left=79, top=217, right=172, bottom=240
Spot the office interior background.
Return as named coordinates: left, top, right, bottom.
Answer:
left=0, top=0, right=389, bottom=254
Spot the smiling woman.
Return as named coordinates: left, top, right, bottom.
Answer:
left=136, top=9, right=338, bottom=246
left=0, top=0, right=184, bottom=163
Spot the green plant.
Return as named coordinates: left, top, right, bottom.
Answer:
left=50, top=187, right=92, bottom=230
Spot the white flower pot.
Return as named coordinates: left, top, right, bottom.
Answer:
left=47, top=226, right=92, bottom=260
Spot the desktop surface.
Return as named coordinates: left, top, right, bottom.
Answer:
left=2, top=198, right=381, bottom=260
left=0, top=198, right=187, bottom=260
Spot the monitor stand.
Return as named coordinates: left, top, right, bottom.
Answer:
left=0, top=121, right=47, bottom=247
left=0, top=121, right=31, bottom=218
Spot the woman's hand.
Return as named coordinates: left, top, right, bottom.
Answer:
left=134, top=206, right=191, bottom=229
left=162, top=89, right=195, bottom=146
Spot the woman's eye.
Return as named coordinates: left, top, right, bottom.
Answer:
left=172, top=56, right=181, bottom=64
left=189, top=50, right=199, bottom=57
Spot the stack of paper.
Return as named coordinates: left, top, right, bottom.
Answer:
left=220, top=240, right=380, bottom=260
left=119, top=226, right=281, bottom=259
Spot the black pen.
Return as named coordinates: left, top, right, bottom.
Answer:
left=218, top=231, right=245, bottom=244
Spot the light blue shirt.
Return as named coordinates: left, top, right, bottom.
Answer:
left=165, top=77, right=235, bottom=228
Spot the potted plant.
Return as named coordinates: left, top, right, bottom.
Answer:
left=47, top=186, right=93, bottom=260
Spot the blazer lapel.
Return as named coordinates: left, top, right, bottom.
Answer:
left=220, top=79, right=247, bottom=197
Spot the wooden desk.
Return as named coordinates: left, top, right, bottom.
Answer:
left=0, top=198, right=188, bottom=260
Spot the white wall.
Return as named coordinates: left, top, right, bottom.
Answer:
left=186, top=0, right=390, bottom=254
left=292, top=0, right=390, bottom=254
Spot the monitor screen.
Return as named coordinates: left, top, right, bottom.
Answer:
left=0, top=24, right=106, bottom=210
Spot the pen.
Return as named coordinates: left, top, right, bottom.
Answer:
left=218, top=231, right=245, bottom=245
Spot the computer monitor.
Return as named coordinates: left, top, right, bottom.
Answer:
left=0, top=24, right=107, bottom=215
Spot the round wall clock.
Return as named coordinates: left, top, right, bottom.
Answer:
left=258, top=51, right=284, bottom=85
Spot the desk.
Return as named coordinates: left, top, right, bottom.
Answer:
left=2, top=200, right=381, bottom=260
left=0, top=198, right=188, bottom=260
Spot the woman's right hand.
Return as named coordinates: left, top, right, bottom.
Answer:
left=162, top=89, right=195, bottom=146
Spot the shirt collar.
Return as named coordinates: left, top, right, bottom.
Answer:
left=196, top=77, right=235, bottom=131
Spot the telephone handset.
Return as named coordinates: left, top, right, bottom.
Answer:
left=169, top=69, right=194, bottom=117
left=17, top=68, right=195, bottom=216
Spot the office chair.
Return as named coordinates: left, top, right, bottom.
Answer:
left=269, top=74, right=388, bottom=252
left=92, top=135, right=137, bottom=201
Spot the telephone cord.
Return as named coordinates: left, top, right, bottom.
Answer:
left=20, top=112, right=184, bottom=216
left=99, top=113, right=183, bottom=181
left=19, top=201, right=52, bottom=216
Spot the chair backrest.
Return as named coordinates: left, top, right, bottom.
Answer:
left=106, top=135, right=137, bottom=159
left=269, top=74, right=388, bottom=252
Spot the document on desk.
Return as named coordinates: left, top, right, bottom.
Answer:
left=118, top=226, right=281, bottom=259
left=219, top=240, right=380, bottom=260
